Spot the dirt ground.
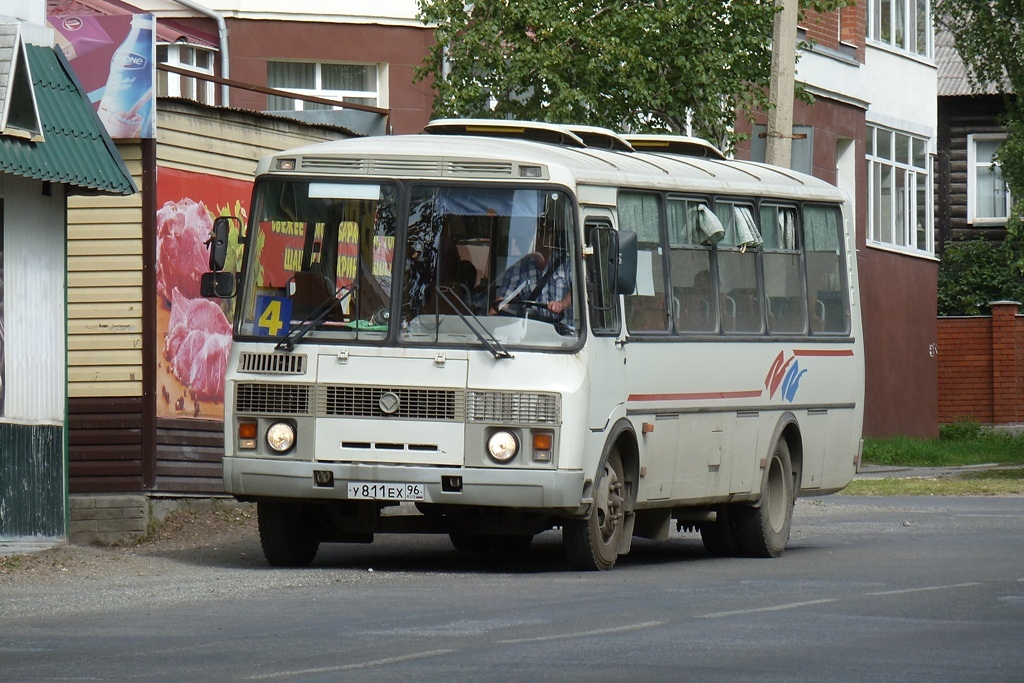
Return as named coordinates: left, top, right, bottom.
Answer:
left=0, top=501, right=260, bottom=583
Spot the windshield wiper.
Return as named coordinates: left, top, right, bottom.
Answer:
left=276, top=286, right=355, bottom=352
left=435, top=286, right=513, bottom=360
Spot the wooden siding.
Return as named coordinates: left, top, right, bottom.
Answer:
left=67, top=141, right=145, bottom=399
left=155, top=419, right=226, bottom=493
left=68, top=397, right=145, bottom=492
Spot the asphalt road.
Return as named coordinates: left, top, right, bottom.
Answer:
left=1, top=496, right=1022, bottom=682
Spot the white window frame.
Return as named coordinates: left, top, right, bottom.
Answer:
left=266, top=61, right=383, bottom=111
left=867, top=0, right=932, bottom=58
left=866, top=124, right=934, bottom=256
left=967, top=133, right=1011, bottom=226
left=157, top=43, right=216, bottom=105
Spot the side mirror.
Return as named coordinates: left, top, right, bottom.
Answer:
left=207, top=216, right=238, bottom=272
left=200, top=271, right=236, bottom=298
left=616, top=230, right=638, bottom=295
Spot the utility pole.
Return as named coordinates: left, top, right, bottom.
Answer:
left=765, top=0, right=799, bottom=168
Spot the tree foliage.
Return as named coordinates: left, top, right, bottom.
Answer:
left=937, top=238, right=1024, bottom=315
left=936, top=0, right=1024, bottom=237
left=416, top=0, right=785, bottom=147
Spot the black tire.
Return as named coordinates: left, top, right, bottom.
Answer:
left=257, top=501, right=320, bottom=567
left=449, top=533, right=533, bottom=554
left=700, top=505, right=742, bottom=557
left=735, top=439, right=795, bottom=558
left=564, top=450, right=627, bottom=570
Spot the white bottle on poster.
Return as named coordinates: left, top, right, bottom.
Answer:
left=97, top=14, right=154, bottom=138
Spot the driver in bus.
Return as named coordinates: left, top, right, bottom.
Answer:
left=492, top=225, right=572, bottom=322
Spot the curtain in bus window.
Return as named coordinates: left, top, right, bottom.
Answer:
left=695, top=205, right=725, bottom=244
left=803, top=205, right=849, bottom=334
left=732, top=206, right=763, bottom=251
left=619, top=192, right=668, bottom=332
left=759, top=205, right=797, bottom=251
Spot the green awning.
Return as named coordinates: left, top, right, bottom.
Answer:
left=0, top=40, right=136, bottom=196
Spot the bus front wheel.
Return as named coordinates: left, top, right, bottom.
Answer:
left=735, top=439, right=795, bottom=558
left=564, top=450, right=626, bottom=570
left=258, top=501, right=320, bottom=567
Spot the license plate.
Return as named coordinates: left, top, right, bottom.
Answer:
left=346, top=482, right=425, bottom=501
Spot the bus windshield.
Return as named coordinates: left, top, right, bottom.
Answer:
left=236, top=180, right=580, bottom=351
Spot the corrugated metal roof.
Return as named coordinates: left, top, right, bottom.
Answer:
left=0, top=43, right=136, bottom=195
left=936, top=28, right=1010, bottom=97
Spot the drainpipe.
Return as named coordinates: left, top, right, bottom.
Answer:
left=169, top=0, right=230, bottom=106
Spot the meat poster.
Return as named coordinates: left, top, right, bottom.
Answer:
left=156, top=167, right=250, bottom=420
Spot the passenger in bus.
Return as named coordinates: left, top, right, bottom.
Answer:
left=492, top=238, right=572, bottom=322
left=676, top=269, right=714, bottom=331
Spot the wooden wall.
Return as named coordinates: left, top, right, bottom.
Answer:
left=935, top=94, right=1008, bottom=246
left=67, top=142, right=145, bottom=399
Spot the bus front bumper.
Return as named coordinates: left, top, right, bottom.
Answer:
left=223, top=457, right=588, bottom=511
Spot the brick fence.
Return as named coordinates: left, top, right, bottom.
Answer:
left=937, top=301, right=1023, bottom=426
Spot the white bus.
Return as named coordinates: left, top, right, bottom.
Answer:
left=203, top=119, right=864, bottom=571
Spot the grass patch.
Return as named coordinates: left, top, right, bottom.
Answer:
left=842, top=470, right=1024, bottom=496
left=863, top=428, right=1024, bottom=468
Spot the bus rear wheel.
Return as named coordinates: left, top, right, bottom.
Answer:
left=258, top=501, right=320, bottom=567
left=735, top=439, right=795, bottom=558
left=700, top=506, right=742, bottom=557
left=564, top=450, right=626, bottom=570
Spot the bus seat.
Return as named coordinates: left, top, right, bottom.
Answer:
left=626, top=294, right=668, bottom=332
left=674, top=287, right=712, bottom=331
left=289, top=271, right=345, bottom=323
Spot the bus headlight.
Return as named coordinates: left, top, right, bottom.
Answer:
left=266, top=422, right=296, bottom=454
left=487, top=430, right=519, bottom=463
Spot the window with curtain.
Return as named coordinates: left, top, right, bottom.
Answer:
left=803, top=205, right=850, bottom=335
left=668, top=196, right=716, bottom=332
left=760, top=205, right=806, bottom=334
left=619, top=192, right=669, bottom=333
left=267, top=61, right=380, bottom=111
left=968, top=134, right=1011, bottom=225
left=714, top=201, right=762, bottom=334
left=869, top=0, right=931, bottom=57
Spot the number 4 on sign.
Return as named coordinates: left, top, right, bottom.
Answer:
left=255, top=295, right=292, bottom=336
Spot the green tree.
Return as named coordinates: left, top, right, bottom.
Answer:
left=416, top=0, right=783, bottom=147
left=937, top=238, right=1024, bottom=315
left=936, top=0, right=1024, bottom=238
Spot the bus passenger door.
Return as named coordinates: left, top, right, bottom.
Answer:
left=583, top=211, right=628, bottom=432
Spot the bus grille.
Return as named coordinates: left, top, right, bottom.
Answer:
left=319, top=385, right=464, bottom=421
left=235, top=383, right=313, bottom=416
left=238, top=352, right=307, bottom=375
left=466, top=391, right=561, bottom=425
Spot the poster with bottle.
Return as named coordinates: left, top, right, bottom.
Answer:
left=48, top=14, right=156, bottom=139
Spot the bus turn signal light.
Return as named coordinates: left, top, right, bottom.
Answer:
left=238, top=422, right=258, bottom=449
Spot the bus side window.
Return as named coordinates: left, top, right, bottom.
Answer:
left=760, top=204, right=807, bottom=334
left=619, top=192, right=669, bottom=334
left=803, top=204, right=850, bottom=334
left=714, top=202, right=763, bottom=334
left=667, top=197, right=716, bottom=333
